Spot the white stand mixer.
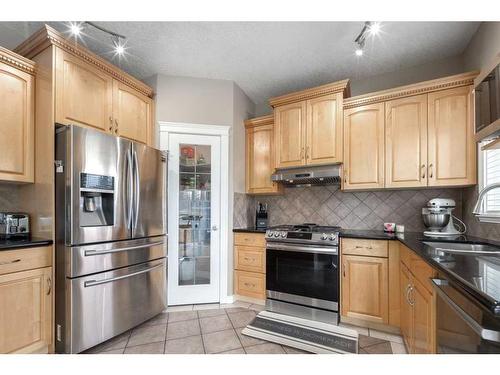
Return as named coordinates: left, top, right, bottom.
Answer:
left=422, top=198, right=467, bottom=237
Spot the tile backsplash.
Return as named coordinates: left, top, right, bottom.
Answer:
left=234, top=185, right=463, bottom=232
left=0, top=184, right=21, bottom=212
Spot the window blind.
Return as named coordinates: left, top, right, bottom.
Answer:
left=484, top=147, right=500, bottom=212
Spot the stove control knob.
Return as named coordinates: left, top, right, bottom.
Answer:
left=273, top=232, right=280, bottom=237
left=329, top=234, right=337, bottom=241
left=321, top=233, right=328, bottom=240
left=280, top=232, right=287, bottom=238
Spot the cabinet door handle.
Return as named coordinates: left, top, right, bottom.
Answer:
left=109, top=116, right=113, bottom=131
left=343, top=264, right=346, bottom=278
left=306, top=146, right=310, bottom=160
left=300, top=148, right=304, bottom=160
left=47, top=276, right=52, bottom=296
left=429, top=163, right=433, bottom=178
left=421, top=164, right=426, bottom=179
left=114, top=119, right=119, bottom=134
left=344, top=170, right=348, bottom=184
left=406, top=284, right=414, bottom=306
left=0, top=259, right=21, bottom=266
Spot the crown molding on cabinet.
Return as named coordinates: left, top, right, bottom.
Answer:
left=0, top=46, right=36, bottom=75
left=343, top=71, right=478, bottom=109
left=244, top=114, right=274, bottom=128
left=14, top=24, right=153, bottom=98
left=269, top=79, right=350, bottom=108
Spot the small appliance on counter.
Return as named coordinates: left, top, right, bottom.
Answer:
left=0, top=212, right=30, bottom=239
left=422, top=198, right=466, bottom=237
left=255, top=202, right=268, bottom=229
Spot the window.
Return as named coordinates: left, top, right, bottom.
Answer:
left=478, top=141, right=500, bottom=222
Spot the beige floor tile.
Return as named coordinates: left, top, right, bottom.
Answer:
left=168, top=310, right=198, bottom=323
left=167, top=319, right=201, bottom=340
left=222, top=307, right=248, bottom=313
left=227, top=310, right=257, bottom=328
left=369, top=329, right=404, bottom=344
left=221, top=301, right=252, bottom=309
left=362, top=341, right=393, bottom=354
left=338, top=322, right=369, bottom=336
left=199, top=315, right=233, bottom=334
left=358, top=334, right=386, bottom=348
left=197, top=308, right=227, bottom=318
left=143, top=312, right=169, bottom=326
left=164, top=335, right=205, bottom=354
left=244, top=343, right=285, bottom=354
left=390, top=342, right=408, bottom=354
left=216, top=348, right=245, bottom=354
left=127, top=324, right=167, bottom=347
left=166, top=305, right=193, bottom=312
left=203, top=329, right=242, bottom=354
left=99, top=348, right=125, bottom=354
left=282, top=345, right=310, bottom=354
left=236, top=328, right=266, bottom=347
left=124, top=342, right=165, bottom=354
left=193, top=303, right=220, bottom=311
left=248, top=304, right=265, bottom=312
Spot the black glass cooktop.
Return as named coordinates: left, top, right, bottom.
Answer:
left=269, top=223, right=342, bottom=233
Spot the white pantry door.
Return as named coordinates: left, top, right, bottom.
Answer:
left=167, top=133, right=221, bottom=305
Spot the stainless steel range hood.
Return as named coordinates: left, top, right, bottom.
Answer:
left=271, top=165, right=341, bottom=186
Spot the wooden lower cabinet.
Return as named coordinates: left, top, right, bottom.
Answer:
left=341, top=254, right=389, bottom=324
left=399, top=248, right=436, bottom=354
left=233, top=233, right=266, bottom=301
left=0, top=266, right=52, bottom=354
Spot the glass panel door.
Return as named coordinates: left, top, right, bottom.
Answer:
left=179, top=144, right=211, bottom=286
left=167, top=134, right=221, bottom=305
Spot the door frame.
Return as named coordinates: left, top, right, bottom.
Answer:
left=159, top=121, right=231, bottom=304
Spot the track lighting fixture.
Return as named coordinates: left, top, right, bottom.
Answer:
left=354, top=21, right=382, bottom=57
left=66, top=21, right=128, bottom=58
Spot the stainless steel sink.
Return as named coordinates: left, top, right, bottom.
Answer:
left=423, top=242, right=500, bottom=255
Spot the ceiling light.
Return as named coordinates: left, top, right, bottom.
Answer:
left=69, top=22, right=82, bottom=36
left=368, top=22, right=381, bottom=35
left=355, top=48, right=363, bottom=57
left=113, top=37, right=126, bottom=56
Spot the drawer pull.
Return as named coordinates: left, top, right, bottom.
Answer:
left=354, top=246, right=373, bottom=250
left=0, top=259, right=21, bottom=266
left=243, top=257, right=254, bottom=261
left=244, top=282, right=256, bottom=288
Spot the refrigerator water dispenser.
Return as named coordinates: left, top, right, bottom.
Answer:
left=79, top=173, right=115, bottom=227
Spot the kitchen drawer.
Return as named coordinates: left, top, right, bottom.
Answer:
left=234, top=246, right=265, bottom=273
left=234, top=270, right=265, bottom=300
left=234, top=232, right=266, bottom=247
left=410, top=258, right=437, bottom=294
left=342, top=239, right=388, bottom=258
left=0, top=246, right=52, bottom=276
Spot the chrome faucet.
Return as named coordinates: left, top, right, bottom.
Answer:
left=473, top=182, right=500, bottom=215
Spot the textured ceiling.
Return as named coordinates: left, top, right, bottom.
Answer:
left=0, top=22, right=480, bottom=107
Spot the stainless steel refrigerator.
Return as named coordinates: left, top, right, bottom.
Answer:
left=54, top=124, right=167, bottom=354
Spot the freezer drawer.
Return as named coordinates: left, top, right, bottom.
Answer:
left=65, top=235, right=167, bottom=277
left=60, top=258, right=167, bottom=354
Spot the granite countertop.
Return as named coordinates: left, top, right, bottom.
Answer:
left=0, top=237, right=53, bottom=251
left=233, top=227, right=267, bottom=233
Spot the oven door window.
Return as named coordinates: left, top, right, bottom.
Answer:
left=266, top=249, right=338, bottom=303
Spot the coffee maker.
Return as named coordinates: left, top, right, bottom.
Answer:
left=255, top=202, right=268, bottom=229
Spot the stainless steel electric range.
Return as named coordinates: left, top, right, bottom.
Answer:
left=265, top=224, right=340, bottom=325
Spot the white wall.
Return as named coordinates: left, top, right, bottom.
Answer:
left=463, top=21, right=500, bottom=72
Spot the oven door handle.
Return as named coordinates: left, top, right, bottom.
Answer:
left=431, top=278, right=500, bottom=343
left=266, top=243, right=338, bottom=255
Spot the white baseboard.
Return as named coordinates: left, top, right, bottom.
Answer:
left=220, top=294, right=235, bottom=304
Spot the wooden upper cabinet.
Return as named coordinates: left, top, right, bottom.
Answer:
left=245, top=115, right=281, bottom=194
left=343, top=103, right=385, bottom=190
left=306, top=93, right=343, bottom=165
left=113, top=80, right=152, bottom=144
left=0, top=48, right=35, bottom=183
left=427, top=85, right=476, bottom=186
left=55, top=48, right=113, bottom=132
left=0, top=267, right=52, bottom=354
left=341, top=254, right=389, bottom=324
left=274, top=101, right=306, bottom=168
left=385, top=94, right=428, bottom=188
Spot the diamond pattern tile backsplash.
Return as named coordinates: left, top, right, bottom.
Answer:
left=462, top=186, right=500, bottom=240
left=234, top=186, right=463, bottom=232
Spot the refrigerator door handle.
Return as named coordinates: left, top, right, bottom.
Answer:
left=133, top=148, right=140, bottom=230
left=126, top=148, right=134, bottom=230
